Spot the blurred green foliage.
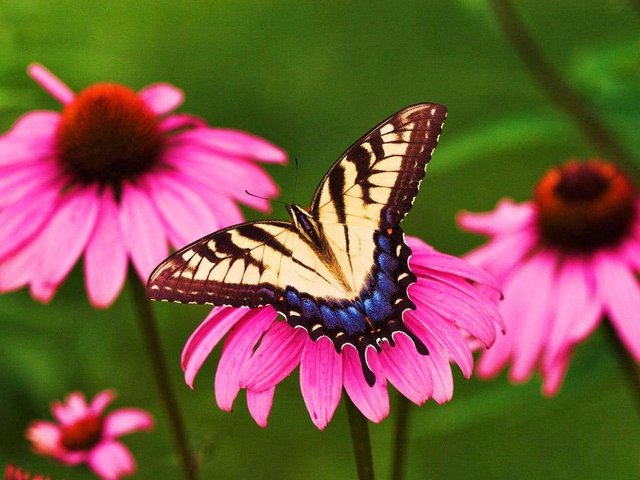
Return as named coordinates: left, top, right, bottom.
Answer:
left=1, top=1, right=639, bottom=479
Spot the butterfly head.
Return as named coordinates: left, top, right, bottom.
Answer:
left=286, top=204, right=319, bottom=239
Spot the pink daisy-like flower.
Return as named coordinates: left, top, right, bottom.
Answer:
left=459, top=159, right=640, bottom=395
left=4, top=465, right=51, bottom=480
left=0, top=63, right=285, bottom=307
left=181, top=235, right=503, bottom=429
left=26, top=390, right=153, bottom=480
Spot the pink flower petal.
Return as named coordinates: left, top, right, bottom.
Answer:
left=463, top=226, right=537, bottom=283
left=411, top=281, right=497, bottom=348
left=205, top=193, right=245, bottom=227
left=0, top=182, right=59, bottom=261
left=57, top=450, right=88, bottom=466
left=241, top=322, right=306, bottom=391
left=119, top=182, right=168, bottom=281
left=595, top=253, right=640, bottom=360
left=246, top=388, right=275, bottom=428
left=28, top=63, right=75, bottom=104
left=620, top=237, right=640, bottom=271
left=403, top=314, right=454, bottom=403
left=0, top=227, right=43, bottom=292
left=476, top=329, right=513, bottom=380
left=169, top=171, right=245, bottom=228
left=138, top=83, right=184, bottom=116
left=103, top=409, right=154, bottom=438
left=541, top=351, right=571, bottom=397
left=299, top=337, right=343, bottom=430
left=543, top=258, right=601, bottom=369
left=30, top=188, right=100, bottom=303
left=408, top=237, right=502, bottom=294
left=164, top=145, right=280, bottom=213
left=89, top=390, right=115, bottom=416
left=85, top=189, right=128, bottom=308
left=342, top=346, right=389, bottom=423
left=409, top=304, right=474, bottom=378
left=144, top=173, right=218, bottom=248
left=51, top=392, right=89, bottom=426
left=1, top=110, right=59, bottom=141
left=379, top=333, right=433, bottom=405
left=504, top=253, right=558, bottom=382
left=174, top=128, right=287, bottom=163
left=457, top=199, right=535, bottom=236
left=0, top=161, right=58, bottom=207
left=414, top=270, right=504, bottom=335
left=66, top=392, right=89, bottom=416
left=182, top=307, right=247, bottom=388
left=88, top=441, right=136, bottom=480
left=26, top=421, right=61, bottom=456
left=158, top=113, right=207, bottom=133
left=214, top=307, right=277, bottom=411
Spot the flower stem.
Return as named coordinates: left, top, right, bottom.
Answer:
left=344, top=397, right=375, bottom=480
left=489, top=0, right=640, bottom=176
left=390, top=395, right=411, bottom=480
left=129, top=275, right=198, bottom=480
left=603, top=319, right=640, bottom=416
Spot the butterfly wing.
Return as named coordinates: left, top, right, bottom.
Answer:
left=305, top=103, right=447, bottom=322
left=147, top=220, right=347, bottom=307
left=310, top=103, right=447, bottom=229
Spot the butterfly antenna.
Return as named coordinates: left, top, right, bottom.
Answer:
left=292, top=156, right=299, bottom=205
left=245, top=190, right=288, bottom=207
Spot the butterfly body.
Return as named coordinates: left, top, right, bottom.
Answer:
left=148, top=103, right=447, bottom=385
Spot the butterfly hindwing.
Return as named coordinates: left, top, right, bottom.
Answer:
left=310, top=103, right=447, bottom=229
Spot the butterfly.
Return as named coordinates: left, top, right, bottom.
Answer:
left=147, top=103, right=447, bottom=386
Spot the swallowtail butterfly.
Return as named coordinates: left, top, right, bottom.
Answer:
left=147, top=103, right=447, bottom=385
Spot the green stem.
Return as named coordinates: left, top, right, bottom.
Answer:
left=129, top=275, right=198, bottom=480
left=344, top=396, right=375, bottom=480
left=489, top=0, right=640, bottom=176
left=602, top=319, right=640, bottom=416
left=390, top=395, right=411, bottom=480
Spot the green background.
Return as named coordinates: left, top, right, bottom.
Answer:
left=1, top=1, right=639, bottom=478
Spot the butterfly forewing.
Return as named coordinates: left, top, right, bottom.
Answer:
left=311, top=103, right=447, bottom=229
left=148, top=221, right=347, bottom=307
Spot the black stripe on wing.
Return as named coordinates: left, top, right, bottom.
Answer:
left=146, top=220, right=296, bottom=307
left=311, top=103, right=447, bottom=228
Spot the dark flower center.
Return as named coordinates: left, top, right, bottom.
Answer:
left=60, top=415, right=104, bottom=451
left=535, top=159, right=636, bottom=252
left=56, top=83, right=164, bottom=187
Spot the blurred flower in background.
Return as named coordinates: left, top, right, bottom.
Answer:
left=0, top=63, right=286, bottom=308
left=26, top=390, right=153, bottom=480
left=181, top=235, right=503, bottom=429
left=4, top=464, right=51, bottom=480
left=459, top=159, right=640, bottom=395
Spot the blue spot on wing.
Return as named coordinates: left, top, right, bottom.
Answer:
left=377, top=234, right=392, bottom=253
left=286, top=289, right=300, bottom=307
left=301, top=297, right=321, bottom=320
left=336, top=306, right=367, bottom=335
left=378, top=252, right=398, bottom=273
left=364, top=289, right=393, bottom=322
left=376, top=271, right=396, bottom=298
left=320, top=305, right=340, bottom=329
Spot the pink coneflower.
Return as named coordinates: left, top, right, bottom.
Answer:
left=27, top=390, right=153, bottom=480
left=181, top=235, right=503, bottom=429
left=4, top=465, right=51, bottom=480
left=459, top=159, right=640, bottom=395
left=0, top=63, right=285, bottom=307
